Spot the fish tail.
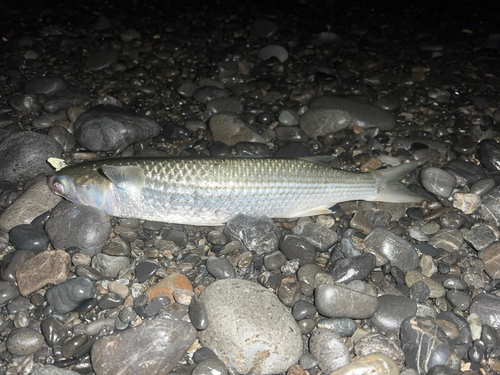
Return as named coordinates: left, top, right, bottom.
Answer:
left=370, top=158, right=429, bottom=203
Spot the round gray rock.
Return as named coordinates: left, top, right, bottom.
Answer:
left=6, top=327, right=44, bottom=356
left=309, top=328, right=350, bottom=373
left=315, top=284, right=378, bottom=319
left=0, top=132, right=63, bottom=183
left=45, top=201, right=112, bottom=256
left=199, top=279, right=302, bottom=374
left=299, top=108, right=352, bottom=138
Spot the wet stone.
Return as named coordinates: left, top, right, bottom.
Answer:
left=145, top=273, right=193, bottom=302
left=470, top=293, right=500, bottom=329
left=206, top=98, right=243, bottom=115
left=443, top=160, right=486, bottom=185
left=224, top=214, right=280, bottom=255
left=193, top=86, right=229, bottom=104
left=410, top=281, right=431, bottom=302
left=45, top=277, right=95, bottom=313
left=446, top=290, right=471, bottom=311
left=192, top=358, right=228, bottom=375
left=6, top=327, right=44, bottom=356
left=206, top=257, right=235, bottom=279
left=234, top=142, right=270, bottom=157
left=16, top=250, right=70, bottom=296
left=25, top=77, right=67, bottom=96
left=45, top=201, right=112, bottom=256
left=250, top=18, right=278, bottom=38
left=209, top=113, right=265, bottom=146
left=75, top=264, right=102, bottom=281
left=135, top=260, right=159, bottom=282
left=370, top=295, right=417, bottom=333
left=102, top=237, right=130, bottom=256
left=291, top=300, right=316, bottom=320
left=420, top=167, right=456, bottom=198
left=330, top=253, right=376, bottom=284
left=279, top=235, right=316, bottom=265
left=263, top=251, right=287, bottom=270
left=257, top=44, right=289, bottom=63
left=479, top=242, right=500, bottom=279
left=9, top=224, right=49, bottom=253
left=315, top=284, right=378, bottom=319
left=364, top=228, right=419, bottom=272
left=401, top=316, right=460, bottom=374
left=1, top=250, right=34, bottom=283
left=309, top=328, right=350, bottom=374
left=74, top=105, right=161, bottom=151
left=477, top=139, right=500, bottom=172
left=275, top=126, right=309, bottom=142
left=463, top=223, right=496, bottom=251
left=478, top=185, right=500, bottom=226
left=299, top=108, right=352, bottom=138
left=471, top=178, right=496, bottom=196
left=354, top=332, right=405, bottom=367
left=91, top=314, right=197, bottom=375
left=279, top=108, right=300, bottom=126
left=0, top=281, right=19, bottom=305
left=427, top=229, right=463, bottom=253
left=405, top=270, right=445, bottom=298
left=0, top=132, right=63, bottom=183
left=62, top=334, right=88, bottom=358
left=98, top=293, right=124, bottom=309
left=32, top=366, right=80, bottom=375
left=330, top=353, right=398, bottom=375
left=85, top=49, right=119, bottom=71
left=309, top=96, right=396, bottom=131
left=292, top=221, right=338, bottom=251
left=144, top=296, right=171, bottom=317
left=452, top=192, right=481, bottom=214
left=189, top=295, right=208, bottom=330
left=92, top=254, right=129, bottom=279
left=316, top=318, right=357, bottom=337
left=199, top=279, right=302, bottom=374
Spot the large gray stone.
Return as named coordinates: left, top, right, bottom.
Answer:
left=199, top=279, right=302, bottom=375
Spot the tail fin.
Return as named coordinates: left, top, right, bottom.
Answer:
left=370, top=158, right=429, bottom=203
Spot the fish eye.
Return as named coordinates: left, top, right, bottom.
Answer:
left=52, top=178, right=67, bottom=195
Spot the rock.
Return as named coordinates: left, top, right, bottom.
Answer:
left=206, top=98, right=244, bottom=115
left=1, top=250, right=34, bottom=283
left=291, top=221, right=338, bottom=251
left=370, top=295, right=417, bottom=333
left=0, top=176, right=61, bottom=232
left=420, top=167, right=456, bottom=198
left=299, top=108, right=352, bottom=138
left=199, top=279, right=302, bottom=374
left=0, top=132, right=63, bottom=183
left=279, top=235, right=316, bottom=265
left=206, top=257, right=236, bottom=279
left=309, top=328, right=350, bottom=373
left=91, top=314, right=196, bottom=375
left=354, top=332, right=404, bottom=367
left=257, top=45, right=289, bottom=63
left=224, top=214, right=281, bottom=255
left=477, top=139, right=500, bottom=172
left=16, top=250, right=70, bottom=296
left=6, top=327, right=44, bottom=356
left=315, top=284, right=378, bottom=319
left=25, top=77, right=66, bottom=96
left=192, top=358, right=229, bottom=375
left=470, top=293, right=500, bottom=329
left=209, top=113, right=266, bottom=146
left=74, top=105, right=161, bottom=151
left=364, top=228, right=419, bottom=272
left=41, top=317, right=67, bottom=358
left=479, top=242, right=500, bottom=279
left=316, top=318, right=357, bottom=337
left=463, top=223, right=496, bottom=251
left=405, top=270, right=445, bottom=298
left=9, top=224, right=49, bottom=253
left=193, top=86, right=229, bottom=104
left=452, top=192, right=481, bottom=214
left=250, top=19, right=278, bottom=38
left=330, top=253, right=376, bottom=283
left=0, top=281, right=19, bottom=305
left=309, top=96, right=396, bottom=131
left=145, top=273, right=193, bottom=302
left=91, top=254, right=130, bottom=279
left=427, top=229, right=463, bottom=253
left=401, top=316, right=460, bottom=374
left=85, top=50, right=119, bottom=71
left=45, top=201, right=112, bottom=256
left=45, top=277, right=96, bottom=313
left=330, top=353, right=399, bottom=375
left=32, top=365, right=80, bottom=375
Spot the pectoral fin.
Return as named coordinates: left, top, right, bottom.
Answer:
left=291, top=206, right=332, bottom=217
left=101, top=165, right=146, bottom=189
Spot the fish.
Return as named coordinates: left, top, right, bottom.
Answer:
left=47, top=156, right=427, bottom=226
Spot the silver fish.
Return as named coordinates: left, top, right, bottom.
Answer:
left=47, top=157, right=426, bottom=225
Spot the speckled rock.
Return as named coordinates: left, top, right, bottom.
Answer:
left=330, top=353, right=399, bottom=375
left=309, top=328, right=350, bottom=373
left=199, top=279, right=302, bottom=374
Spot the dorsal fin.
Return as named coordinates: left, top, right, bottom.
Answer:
left=101, top=165, right=146, bottom=189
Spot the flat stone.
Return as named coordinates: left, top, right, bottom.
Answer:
left=209, top=113, right=266, bottom=146
left=91, top=254, right=130, bottom=279
left=0, top=281, right=19, bottom=305
left=25, top=77, right=66, bottom=96
left=145, top=273, right=193, bottom=302
left=470, top=293, right=500, bottom=329
left=199, top=279, right=302, bottom=374
left=257, top=45, right=289, bottom=63
left=427, top=229, right=463, bottom=253
left=330, top=353, right=399, bottom=375
left=370, top=295, right=417, bottom=333
left=420, top=167, right=456, bottom=198
left=479, top=242, right=500, bottom=279
left=315, top=284, right=378, bottom=319
left=291, top=221, right=338, bottom=251
left=16, top=250, right=70, bottom=296
left=91, top=314, right=197, bottom=375
left=1, top=250, right=35, bottom=283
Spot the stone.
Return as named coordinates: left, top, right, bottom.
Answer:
left=85, top=50, right=119, bottom=71
left=6, top=327, right=44, bottom=356
left=16, top=250, right=70, bottom=296
left=257, top=45, right=289, bottom=63
left=463, top=223, right=496, bottom=251
left=370, top=295, right=417, bottom=333
left=479, top=242, right=500, bottom=279
left=354, top=332, right=404, bottom=367
left=45, top=277, right=96, bottom=313
left=1, top=250, right=34, bottom=283
left=9, top=224, right=49, bottom=253
left=315, top=284, right=378, bottom=319
left=250, top=19, right=278, bottom=38
left=291, top=221, right=338, bottom=251
left=0, top=132, right=63, bottom=183
left=91, top=314, right=197, bottom=375
left=470, top=293, right=500, bottom=329
left=405, top=270, right=445, bottom=298
left=330, top=353, right=399, bottom=375
left=309, top=328, right=350, bottom=373
left=0, top=281, right=19, bottom=305
left=145, top=273, right=193, bottom=302
left=420, top=167, right=456, bottom=198
left=25, top=77, right=66, bottom=96
left=32, top=365, right=80, bottom=375
left=91, top=254, right=130, bottom=279
left=316, top=318, right=357, bottom=337
left=199, top=279, right=302, bottom=374
left=299, top=108, right=352, bottom=138
left=452, top=193, right=481, bottom=214
left=401, top=316, right=460, bottom=374
left=331, top=253, right=376, bottom=283
left=206, top=257, right=236, bottom=279
left=279, top=235, right=316, bottom=265
left=427, top=229, right=463, bottom=253
left=45, top=201, right=112, bottom=256
left=74, top=105, right=161, bottom=151
left=209, top=113, right=266, bottom=146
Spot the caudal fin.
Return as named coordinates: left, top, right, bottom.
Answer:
left=370, top=158, right=429, bottom=203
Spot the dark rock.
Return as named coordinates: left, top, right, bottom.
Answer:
left=9, top=224, right=49, bottom=253
left=45, top=277, right=96, bottom=313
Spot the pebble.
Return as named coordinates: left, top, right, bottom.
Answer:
left=135, top=260, right=159, bottom=282
left=330, top=353, right=398, bottom=375
left=98, top=292, right=124, bottom=309
left=292, top=300, right=316, bottom=320
left=427, top=229, right=463, bottom=253
left=206, top=257, right=236, bottom=279
left=263, top=251, right=287, bottom=270
left=0, top=132, right=62, bottom=183
left=257, top=45, right=289, bottom=63
left=91, top=254, right=130, bottom=279
left=91, top=314, right=197, bottom=374
left=1, top=250, right=34, bottom=283
left=477, top=139, right=500, bottom=171
left=405, top=270, right=446, bottom=298
left=145, top=273, right=192, bottom=302
left=299, top=108, right=352, bottom=138
left=479, top=242, right=500, bottom=279
left=41, top=316, right=67, bottom=357
left=199, top=279, right=302, bottom=374
left=85, top=49, right=119, bottom=71
left=291, top=221, right=338, bottom=251
left=45, top=201, right=112, bottom=256
left=279, top=108, right=300, bottom=126
left=354, top=332, right=404, bottom=367
left=279, top=235, right=316, bottom=265
left=192, top=358, right=229, bottom=375
left=400, top=316, right=461, bottom=373
left=74, top=105, right=161, bottom=151
left=330, top=253, right=376, bottom=283
left=309, top=96, right=396, bottom=131
left=45, top=277, right=96, bottom=313
left=209, top=113, right=266, bottom=146
left=470, top=178, right=496, bottom=196
left=206, top=98, right=243, bottom=115
left=224, top=214, right=280, bottom=255
left=470, top=293, right=500, bottom=329
left=6, top=327, right=44, bottom=356
left=189, top=295, right=208, bottom=330
left=32, top=365, right=80, bottom=375
left=0, top=281, right=19, bottom=305
left=463, top=223, right=496, bottom=251
left=16, top=250, right=70, bottom=296
left=250, top=18, right=278, bottom=38
left=446, top=290, right=471, bottom=311
left=364, top=228, right=419, bottom=272
left=452, top=192, right=481, bottom=214
left=420, top=167, right=457, bottom=198
left=309, top=328, right=350, bottom=373
left=443, top=160, right=485, bottom=186
left=25, top=77, right=66, bottom=96
left=8, top=224, right=49, bottom=253
left=315, top=284, right=378, bottom=319
left=193, top=86, right=229, bottom=104
left=316, top=318, right=357, bottom=337
left=370, top=295, right=417, bottom=333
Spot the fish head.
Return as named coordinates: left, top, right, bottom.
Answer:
left=47, top=164, right=118, bottom=213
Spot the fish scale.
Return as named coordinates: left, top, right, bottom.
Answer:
left=47, top=157, right=427, bottom=225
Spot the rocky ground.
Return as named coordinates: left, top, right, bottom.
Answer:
left=1, top=0, right=500, bottom=374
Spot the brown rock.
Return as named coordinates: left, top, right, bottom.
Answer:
left=145, top=273, right=192, bottom=302
left=16, top=250, right=70, bottom=296
left=287, top=364, right=308, bottom=375
left=479, top=242, right=500, bottom=279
